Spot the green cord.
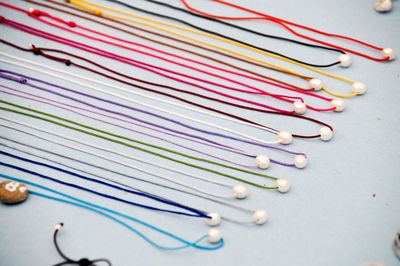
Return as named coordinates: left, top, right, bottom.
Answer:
left=0, top=101, right=278, bottom=189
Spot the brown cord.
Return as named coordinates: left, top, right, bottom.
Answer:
left=0, top=39, right=332, bottom=138
left=25, top=0, right=313, bottom=92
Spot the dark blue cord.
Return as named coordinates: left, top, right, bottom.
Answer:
left=0, top=150, right=208, bottom=218
left=0, top=173, right=224, bottom=250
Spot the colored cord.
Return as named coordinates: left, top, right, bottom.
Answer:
left=1, top=146, right=260, bottom=224
left=107, top=0, right=344, bottom=68
left=52, top=223, right=112, bottom=266
left=25, top=0, right=318, bottom=89
left=143, top=0, right=346, bottom=60
left=23, top=9, right=338, bottom=110
left=0, top=40, right=335, bottom=139
left=0, top=137, right=260, bottom=223
left=0, top=83, right=304, bottom=168
left=67, top=0, right=363, bottom=98
left=0, top=13, right=309, bottom=113
left=183, top=0, right=393, bottom=62
left=0, top=80, right=265, bottom=166
left=0, top=64, right=296, bottom=150
left=0, top=104, right=280, bottom=189
left=0, top=174, right=224, bottom=250
left=27, top=9, right=307, bottom=98
left=0, top=56, right=285, bottom=147
left=0, top=151, right=208, bottom=218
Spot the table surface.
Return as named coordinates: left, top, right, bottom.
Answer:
left=0, top=0, right=399, bottom=265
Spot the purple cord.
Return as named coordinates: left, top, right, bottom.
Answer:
left=0, top=85, right=265, bottom=168
left=0, top=70, right=305, bottom=159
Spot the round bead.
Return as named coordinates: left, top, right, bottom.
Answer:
left=205, top=212, right=221, bottom=226
left=319, top=126, right=333, bottom=141
left=255, top=154, right=271, bottom=169
left=0, top=181, right=29, bottom=204
left=338, top=54, right=352, bottom=67
left=294, top=155, right=307, bottom=169
left=382, top=47, right=396, bottom=60
left=278, top=130, right=293, bottom=145
left=253, top=210, right=268, bottom=225
left=276, top=179, right=291, bottom=193
left=293, top=101, right=307, bottom=115
left=54, top=223, right=64, bottom=231
left=207, top=228, right=222, bottom=243
left=309, top=78, right=323, bottom=91
left=330, top=99, right=346, bottom=112
left=352, top=82, right=367, bottom=95
left=375, top=0, right=392, bottom=12
left=232, top=184, right=248, bottom=199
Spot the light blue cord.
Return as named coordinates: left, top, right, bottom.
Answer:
left=0, top=173, right=224, bottom=250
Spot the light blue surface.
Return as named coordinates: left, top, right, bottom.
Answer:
left=0, top=0, right=399, bottom=265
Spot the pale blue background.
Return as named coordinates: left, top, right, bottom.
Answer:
left=0, top=0, right=399, bottom=265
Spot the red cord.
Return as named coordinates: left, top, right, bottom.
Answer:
left=180, top=0, right=389, bottom=62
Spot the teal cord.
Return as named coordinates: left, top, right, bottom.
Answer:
left=0, top=173, right=224, bottom=250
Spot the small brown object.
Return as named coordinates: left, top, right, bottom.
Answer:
left=0, top=180, right=29, bottom=204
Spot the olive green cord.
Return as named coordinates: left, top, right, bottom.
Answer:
left=0, top=100, right=279, bottom=189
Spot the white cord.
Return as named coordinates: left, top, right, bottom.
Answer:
left=0, top=53, right=281, bottom=145
left=0, top=139, right=255, bottom=223
left=0, top=116, right=237, bottom=199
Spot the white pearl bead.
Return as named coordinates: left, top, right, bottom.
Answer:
left=309, top=78, right=323, bottom=91
left=207, top=228, right=222, bottom=243
left=255, top=154, right=271, bottom=169
left=319, top=126, right=333, bottom=141
left=330, top=99, right=346, bottom=112
left=382, top=47, right=396, bottom=60
left=205, top=212, right=221, bottom=226
left=278, top=130, right=293, bottom=145
left=276, top=179, right=290, bottom=193
left=338, top=54, right=352, bottom=67
left=232, top=184, right=248, bottom=199
left=293, top=101, right=307, bottom=115
left=375, top=0, right=392, bottom=12
left=352, top=82, right=367, bottom=95
left=253, top=210, right=268, bottom=225
left=294, top=155, right=307, bottom=169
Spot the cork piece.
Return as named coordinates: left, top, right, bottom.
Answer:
left=0, top=180, right=29, bottom=204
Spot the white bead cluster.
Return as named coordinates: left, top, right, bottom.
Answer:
left=276, top=179, right=290, bottom=193
left=352, top=82, right=367, bottom=95
left=278, top=130, right=293, bottom=145
left=294, top=155, right=307, bottom=169
left=207, top=228, right=222, bottom=243
left=232, top=184, right=248, bottom=199
left=309, top=78, right=323, bottom=91
left=293, top=101, right=307, bottom=115
left=205, top=212, right=221, bottom=226
left=255, top=154, right=270, bottom=169
left=382, top=47, right=396, bottom=60
left=331, top=99, right=345, bottom=112
left=338, top=54, right=352, bottom=67
left=319, top=126, right=333, bottom=141
left=253, top=210, right=268, bottom=225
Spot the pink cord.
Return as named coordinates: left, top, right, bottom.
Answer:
left=38, top=9, right=333, bottom=103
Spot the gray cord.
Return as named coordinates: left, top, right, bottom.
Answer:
left=0, top=124, right=257, bottom=224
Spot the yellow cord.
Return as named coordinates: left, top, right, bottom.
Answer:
left=322, top=88, right=358, bottom=97
left=70, top=0, right=358, bottom=98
